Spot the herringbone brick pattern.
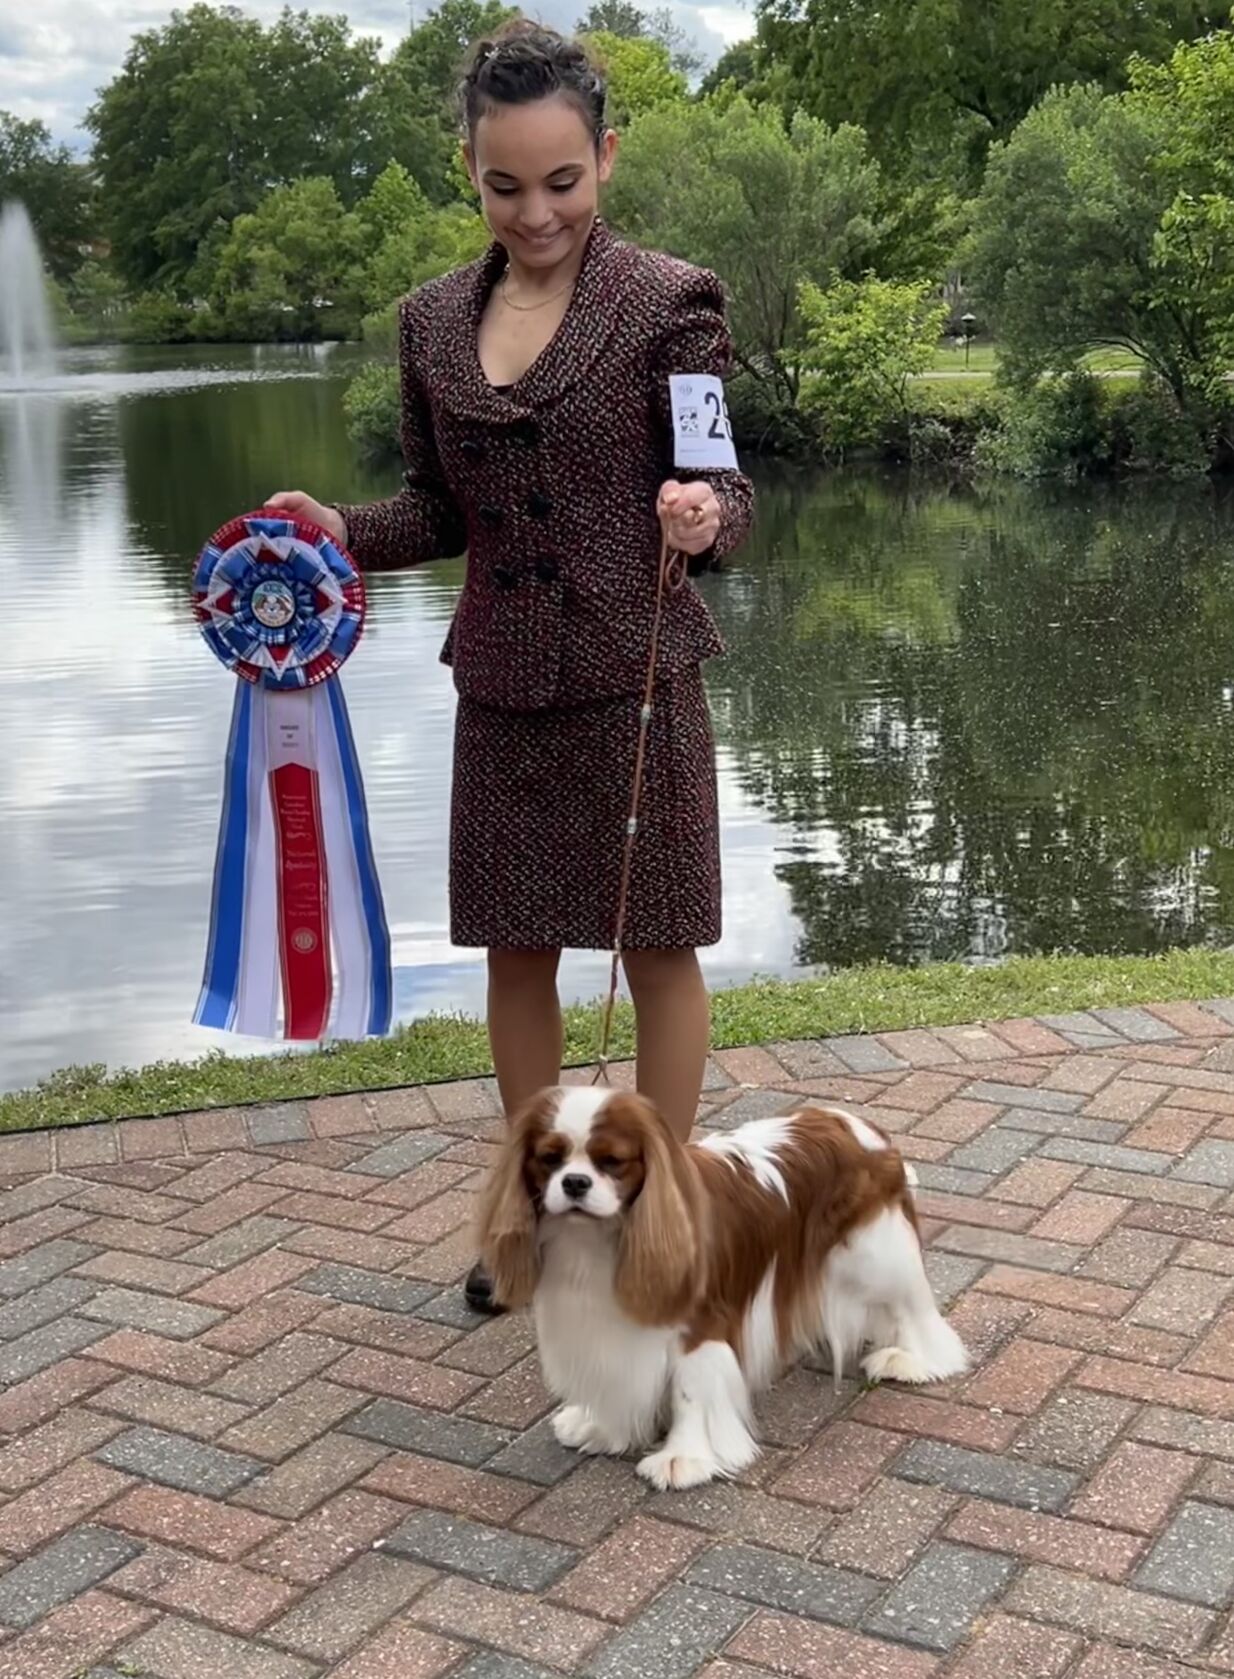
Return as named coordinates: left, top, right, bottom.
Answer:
left=1, top=1001, right=1234, bottom=1676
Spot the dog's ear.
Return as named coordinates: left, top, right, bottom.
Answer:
left=475, top=1094, right=551, bottom=1309
left=613, top=1096, right=700, bottom=1324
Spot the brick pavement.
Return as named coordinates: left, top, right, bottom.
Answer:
left=1, top=1000, right=1234, bottom=1675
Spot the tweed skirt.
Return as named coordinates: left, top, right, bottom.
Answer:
left=449, top=665, right=721, bottom=951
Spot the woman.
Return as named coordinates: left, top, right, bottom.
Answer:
left=269, top=21, right=754, bottom=1313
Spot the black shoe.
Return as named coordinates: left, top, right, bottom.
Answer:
left=465, top=1261, right=507, bottom=1317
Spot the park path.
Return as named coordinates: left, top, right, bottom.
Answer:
left=0, top=1000, right=1233, bottom=1676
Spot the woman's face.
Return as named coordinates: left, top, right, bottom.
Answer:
left=465, top=93, right=617, bottom=271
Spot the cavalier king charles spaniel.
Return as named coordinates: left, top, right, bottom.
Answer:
left=476, top=1085, right=967, bottom=1491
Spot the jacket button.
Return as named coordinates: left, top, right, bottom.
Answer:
left=494, top=565, right=518, bottom=589
left=479, top=504, right=503, bottom=527
left=535, top=556, right=560, bottom=584
left=461, top=438, right=486, bottom=462
left=528, top=490, right=552, bottom=519
left=511, top=418, right=539, bottom=446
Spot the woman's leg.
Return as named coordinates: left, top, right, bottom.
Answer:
left=623, top=948, right=710, bottom=1143
left=468, top=948, right=563, bottom=1315
left=487, top=947, right=564, bottom=1111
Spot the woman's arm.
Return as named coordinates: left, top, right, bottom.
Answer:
left=652, top=268, right=755, bottom=567
left=270, top=294, right=466, bottom=572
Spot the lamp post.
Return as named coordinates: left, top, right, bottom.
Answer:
left=961, top=312, right=977, bottom=370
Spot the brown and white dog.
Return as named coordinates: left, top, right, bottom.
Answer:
left=476, top=1086, right=967, bottom=1491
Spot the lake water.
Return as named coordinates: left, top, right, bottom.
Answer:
left=3, top=343, right=1234, bottom=1092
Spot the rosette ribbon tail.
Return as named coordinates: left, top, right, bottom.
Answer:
left=193, top=680, right=392, bottom=1042
left=192, top=511, right=392, bottom=1042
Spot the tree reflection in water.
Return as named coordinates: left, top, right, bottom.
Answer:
left=706, top=466, right=1234, bottom=969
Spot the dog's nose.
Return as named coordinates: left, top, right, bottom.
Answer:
left=562, top=1173, right=592, bottom=1201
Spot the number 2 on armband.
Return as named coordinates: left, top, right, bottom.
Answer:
left=703, top=388, right=733, bottom=443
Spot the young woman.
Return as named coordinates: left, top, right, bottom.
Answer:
left=269, top=21, right=753, bottom=1313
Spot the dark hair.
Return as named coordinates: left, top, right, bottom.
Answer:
left=459, top=20, right=608, bottom=144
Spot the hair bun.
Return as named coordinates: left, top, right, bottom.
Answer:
left=459, top=18, right=608, bottom=142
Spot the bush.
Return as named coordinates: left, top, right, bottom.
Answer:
left=974, top=372, right=1113, bottom=480
left=726, top=371, right=819, bottom=455
left=904, top=381, right=1003, bottom=467
left=1109, top=378, right=1213, bottom=477
left=797, top=276, right=947, bottom=456
left=123, top=291, right=195, bottom=344
left=343, top=362, right=401, bottom=459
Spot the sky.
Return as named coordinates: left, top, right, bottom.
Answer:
left=0, top=0, right=752, bottom=147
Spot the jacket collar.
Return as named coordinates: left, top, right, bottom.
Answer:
left=425, top=217, right=638, bottom=426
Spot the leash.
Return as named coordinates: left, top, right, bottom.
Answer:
left=592, top=518, right=689, bottom=1084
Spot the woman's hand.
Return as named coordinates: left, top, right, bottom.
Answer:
left=265, top=491, right=348, bottom=548
left=658, top=480, right=720, bottom=556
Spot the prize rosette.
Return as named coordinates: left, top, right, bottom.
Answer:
left=191, top=509, right=392, bottom=1041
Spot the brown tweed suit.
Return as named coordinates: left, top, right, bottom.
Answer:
left=338, top=218, right=754, bottom=951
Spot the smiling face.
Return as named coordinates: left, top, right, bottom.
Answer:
left=464, top=94, right=617, bottom=272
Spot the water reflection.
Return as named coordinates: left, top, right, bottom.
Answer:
left=2, top=347, right=1234, bottom=1090
left=711, top=468, right=1234, bottom=968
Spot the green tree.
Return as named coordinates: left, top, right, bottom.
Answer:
left=798, top=276, right=948, bottom=450
left=207, top=176, right=367, bottom=340
left=753, top=0, right=1230, bottom=185
left=86, top=5, right=393, bottom=292
left=699, top=40, right=757, bottom=97
left=359, top=164, right=489, bottom=312
left=606, top=97, right=883, bottom=401
left=66, top=261, right=128, bottom=337
left=380, top=0, right=516, bottom=202
left=0, top=112, right=94, bottom=281
left=584, top=32, right=687, bottom=125
left=577, top=0, right=703, bottom=75
left=968, top=59, right=1234, bottom=422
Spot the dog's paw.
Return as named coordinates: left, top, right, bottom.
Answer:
left=862, top=1346, right=930, bottom=1385
left=552, top=1406, right=595, bottom=1449
left=552, top=1406, right=626, bottom=1455
left=637, top=1447, right=720, bottom=1491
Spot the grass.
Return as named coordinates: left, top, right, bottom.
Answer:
left=5, top=948, right=1234, bottom=1134
left=926, top=343, right=1144, bottom=380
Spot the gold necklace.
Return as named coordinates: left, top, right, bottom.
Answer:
left=499, top=273, right=575, bottom=313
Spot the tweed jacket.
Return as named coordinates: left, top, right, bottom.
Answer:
left=338, top=219, right=754, bottom=713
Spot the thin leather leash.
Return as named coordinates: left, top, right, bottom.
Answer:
left=592, top=515, right=689, bottom=1084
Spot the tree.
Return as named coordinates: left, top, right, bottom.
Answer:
left=753, top=0, right=1230, bottom=185
left=0, top=112, right=93, bottom=281
left=577, top=0, right=703, bottom=76
left=699, top=40, right=757, bottom=97
left=606, top=97, right=883, bottom=401
left=87, top=5, right=394, bottom=292
left=358, top=162, right=489, bottom=311
left=207, top=177, right=368, bottom=340
left=798, top=276, right=948, bottom=450
left=1133, top=32, right=1234, bottom=378
left=584, top=32, right=687, bottom=125
left=968, top=64, right=1234, bottom=417
left=380, top=0, right=516, bottom=202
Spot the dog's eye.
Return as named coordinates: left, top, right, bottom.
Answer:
left=595, top=1155, right=622, bottom=1173
left=540, top=1150, right=564, bottom=1170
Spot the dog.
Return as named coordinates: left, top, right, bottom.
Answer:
left=476, top=1085, right=968, bottom=1490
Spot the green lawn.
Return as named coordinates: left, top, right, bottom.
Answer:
left=5, top=948, right=1234, bottom=1133
left=927, top=342, right=1144, bottom=377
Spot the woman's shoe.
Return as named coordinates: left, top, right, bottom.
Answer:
left=465, top=1261, right=507, bottom=1316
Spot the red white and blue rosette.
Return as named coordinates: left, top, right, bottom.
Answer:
left=191, top=510, right=392, bottom=1042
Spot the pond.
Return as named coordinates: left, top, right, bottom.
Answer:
left=3, top=343, right=1234, bottom=1091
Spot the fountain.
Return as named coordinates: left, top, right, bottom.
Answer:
left=0, top=201, right=57, bottom=380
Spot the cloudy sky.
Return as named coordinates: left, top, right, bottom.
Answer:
left=0, top=0, right=751, bottom=146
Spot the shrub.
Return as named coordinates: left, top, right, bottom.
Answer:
left=343, top=362, right=401, bottom=459
left=974, top=372, right=1112, bottom=480
left=798, top=276, right=947, bottom=455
